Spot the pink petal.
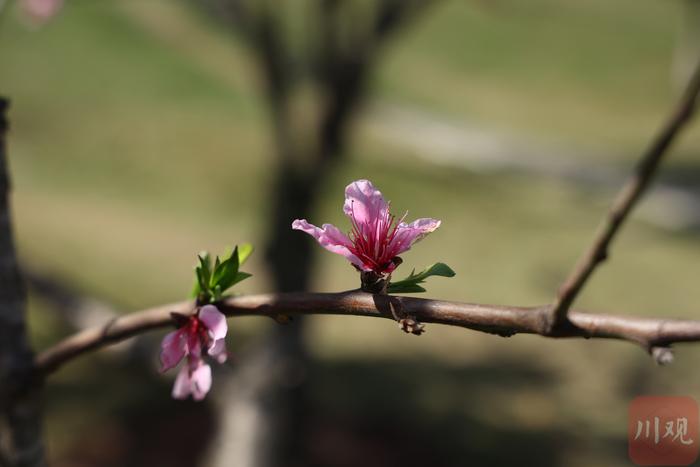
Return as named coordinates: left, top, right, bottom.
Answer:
left=186, top=332, right=202, bottom=359
left=208, top=338, right=228, bottom=364
left=199, top=305, right=227, bottom=341
left=171, top=365, right=192, bottom=400
left=343, top=180, right=389, bottom=226
left=292, top=219, right=366, bottom=269
left=21, top=0, right=63, bottom=23
left=160, top=330, right=186, bottom=372
left=391, top=218, right=441, bottom=255
left=191, top=363, right=212, bottom=401
left=171, top=360, right=213, bottom=401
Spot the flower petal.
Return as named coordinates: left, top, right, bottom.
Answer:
left=191, top=363, right=212, bottom=401
left=171, top=365, right=192, bottom=400
left=22, top=0, right=64, bottom=24
left=208, top=338, right=228, bottom=364
left=186, top=332, right=202, bottom=359
left=343, top=180, right=389, bottom=226
left=160, top=330, right=186, bottom=372
left=391, top=218, right=441, bottom=255
left=199, top=305, right=227, bottom=341
left=292, top=219, right=366, bottom=269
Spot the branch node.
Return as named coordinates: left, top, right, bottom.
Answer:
left=398, top=316, right=425, bottom=336
left=360, top=271, right=389, bottom=294
left=384, top=295, right=426, bottom=335
left=542, top=304, right=580, bottom=337
left=651, top=346, right=675, bottom=366
left=272, top=314, right=293, bottom=325
left=494, top=329, right=516, bottom=338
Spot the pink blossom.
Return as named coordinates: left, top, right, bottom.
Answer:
left=21, top=0, right=63, bottom=24
left=160, top=304, right=228, bottom=400
left=172, top=360, right=212, bottom=401
left=292, top=179, right=440, bottom=276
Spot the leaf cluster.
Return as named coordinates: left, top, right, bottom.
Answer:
left=193, top=244, right=253, bottom=303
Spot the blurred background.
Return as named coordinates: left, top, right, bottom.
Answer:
left=2, top=0, right=700, bottom=466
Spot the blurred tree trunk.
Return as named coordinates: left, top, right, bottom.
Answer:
left=200, top=2, right=438, bottom=466
left=0, top=99, right=45, bottom=467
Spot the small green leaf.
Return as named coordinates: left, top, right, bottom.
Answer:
left=415, top=262, right=455, bottom=281
left=387, top=262, right=455, bottom=294
left=192, top=252, right=208, bottom=298
left=212, top=246, right=240, bottom=291
left=191, top=252, right=213, bottom=300
left=232, top=271, right=252, bottom=285
left=198, top=252, right=212, bottom=288
left=237, top=243, right=254, bottom=265
left=196, top=267, right=208, bottom=294
left=387, top=283, right=426, bottom=293
left=212, top=284, right=223, bottom=301
left=191, top=276, right=201, bottom=299
left=191, top=245, right=254, bottom=300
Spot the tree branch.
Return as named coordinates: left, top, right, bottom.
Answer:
left=35, top=291, right=700, bottom=377
left=549, top=58, right=700, bottom=328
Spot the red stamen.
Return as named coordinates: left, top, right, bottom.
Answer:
left=347, top=201, right=403, bottom=274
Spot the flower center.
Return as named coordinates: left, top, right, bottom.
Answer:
left=186, top=315, right=211, bottom=348
left=347, top=201, right=405, bottom=273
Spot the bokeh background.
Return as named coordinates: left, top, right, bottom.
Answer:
left=2, top=0, right=700, bottom=466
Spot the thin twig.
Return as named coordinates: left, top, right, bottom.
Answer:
left=35, top=292, right=700, bottom=376
left=549, top=59, right=700, bottom=329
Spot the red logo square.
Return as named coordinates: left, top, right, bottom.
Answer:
left=629, top=396, right=699, bottom=466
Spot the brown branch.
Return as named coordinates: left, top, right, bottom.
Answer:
left=35, top=291, right=700, bottom=376
left=549, top=59, right=700, bottom=329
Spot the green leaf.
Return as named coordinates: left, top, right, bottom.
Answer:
left=388, top=283, right=426, bottom=293
left=191, top=245, right=254, bottom=300
left=191, top=252, right=212, bottom=299
left=414, top=262, right=455, bottom=281
left=232, top=271, right=252, bottom=285
left=198, top=252, right=212, bottom=288
left=212, top=284, right=223, bottom=301
left=191, top=275, right=201, bottom=299
left=387, top=262, right=455, bottom=294
left=212, top=246, right=240, bottom=291
left=237, top=243, right=254, bottom=265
